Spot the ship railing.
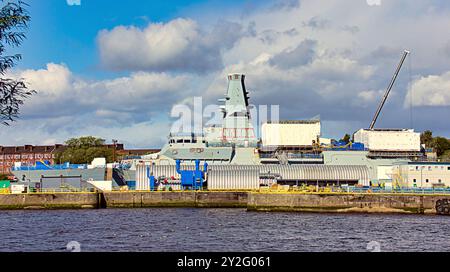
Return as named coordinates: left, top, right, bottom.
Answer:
left=259, top=153, right=323, bottom=159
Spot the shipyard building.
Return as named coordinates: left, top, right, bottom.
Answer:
left=391, top=162, right=450, bottom=188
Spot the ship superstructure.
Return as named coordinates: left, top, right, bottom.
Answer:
left=153, top=74, right=260, bottom=165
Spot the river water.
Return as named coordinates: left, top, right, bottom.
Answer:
left=0, top=208, right=449, bottom=252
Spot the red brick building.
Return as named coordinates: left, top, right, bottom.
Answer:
left=0, top=144, right=159, bottom=174
left=0, top=144, right=124, bottom=174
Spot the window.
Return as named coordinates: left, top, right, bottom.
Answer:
left=426, top=179, right=429, bottom=183
left=413, top=179, right=417, bottom=183
left=439, top=179, right=442, bottom=183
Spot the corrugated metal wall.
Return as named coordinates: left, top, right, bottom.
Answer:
left=135, top=164, right=150, bottom=191
left=139, top=164, right=370, bottom=190
left=208, top=169, right=260, bottom=190
left=149, top=165, right=197, bottom=180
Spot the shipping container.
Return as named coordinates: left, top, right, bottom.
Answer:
left=353, top=129, right=420, bottom=152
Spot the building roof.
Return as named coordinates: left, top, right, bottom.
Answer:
left=359, top=128, right=414, bottom=132
left=0, top=145, right=66, bottom=154
left=265, top=120, right=320, bottom=125
left=405, top=162, right=450, bottom=166
left=0, top=143, right=124, bottom=154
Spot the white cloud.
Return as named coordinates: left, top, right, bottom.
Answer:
left=357, top=90, right=383, bottom=104
left=366, top=0, right=381, bottom=6
left=406, top=71, right=450, bottom=107
left=202, top=0, right=450, bottom=134
left=5, top=0, right=450, bottom=147
left=0, top=117, right=170, bottom=148
left=2, top=63, right=194, bottom=147
left=97, top=18, right=245, bottom=73
left=66, top=0, right=81, bottom=6
left=9, top=63, right=190, bottom=119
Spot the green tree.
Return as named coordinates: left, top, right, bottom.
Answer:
left=55, top=136, right=114, bottom=164
left=441, top=150, right=450, bottom=162
left=432, top=137, right=450, bottom=157
left=340, top=134, right=351, bottom=144
left=0, top=0, right=35, bottom=125
left=420, top=130, right=433, bottom=147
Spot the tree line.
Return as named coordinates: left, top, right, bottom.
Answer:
left=55, top=136, right=115, bottom=164
left=420, top=130, right=450, bottom=160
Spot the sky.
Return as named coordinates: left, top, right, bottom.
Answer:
left=1, top=0, right=450, bottom=148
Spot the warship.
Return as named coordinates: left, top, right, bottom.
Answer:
left=11, top=74, right=263, bottom=186
left=143, top=73, right=260, bottom=165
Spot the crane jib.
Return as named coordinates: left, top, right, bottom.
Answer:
left=369, top=50, right=410, bottom=130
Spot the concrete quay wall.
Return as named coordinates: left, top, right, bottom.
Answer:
left=0, top=193, right=100, bottom=210
left=0, top=191, right=448, bottom=215
left=247, top=193, right=445, bottom=214
left=103, top=191, right=248, bottom=208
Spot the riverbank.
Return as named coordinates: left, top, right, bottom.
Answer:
left=0, top=191, right=448, bottom=215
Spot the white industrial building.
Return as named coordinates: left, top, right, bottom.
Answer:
left=391, top=162, right=450, bottom=189
left=261, top=120, right=321, bottom=148
left=353, top=129, right=421, bottom=152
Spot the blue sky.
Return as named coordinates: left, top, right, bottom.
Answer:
left=19, top=0, right=268, bottom=78
left=2, top=0, right=450, bottom=148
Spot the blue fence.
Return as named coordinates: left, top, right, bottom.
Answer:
left=12, top=161, right=88, bottom=171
